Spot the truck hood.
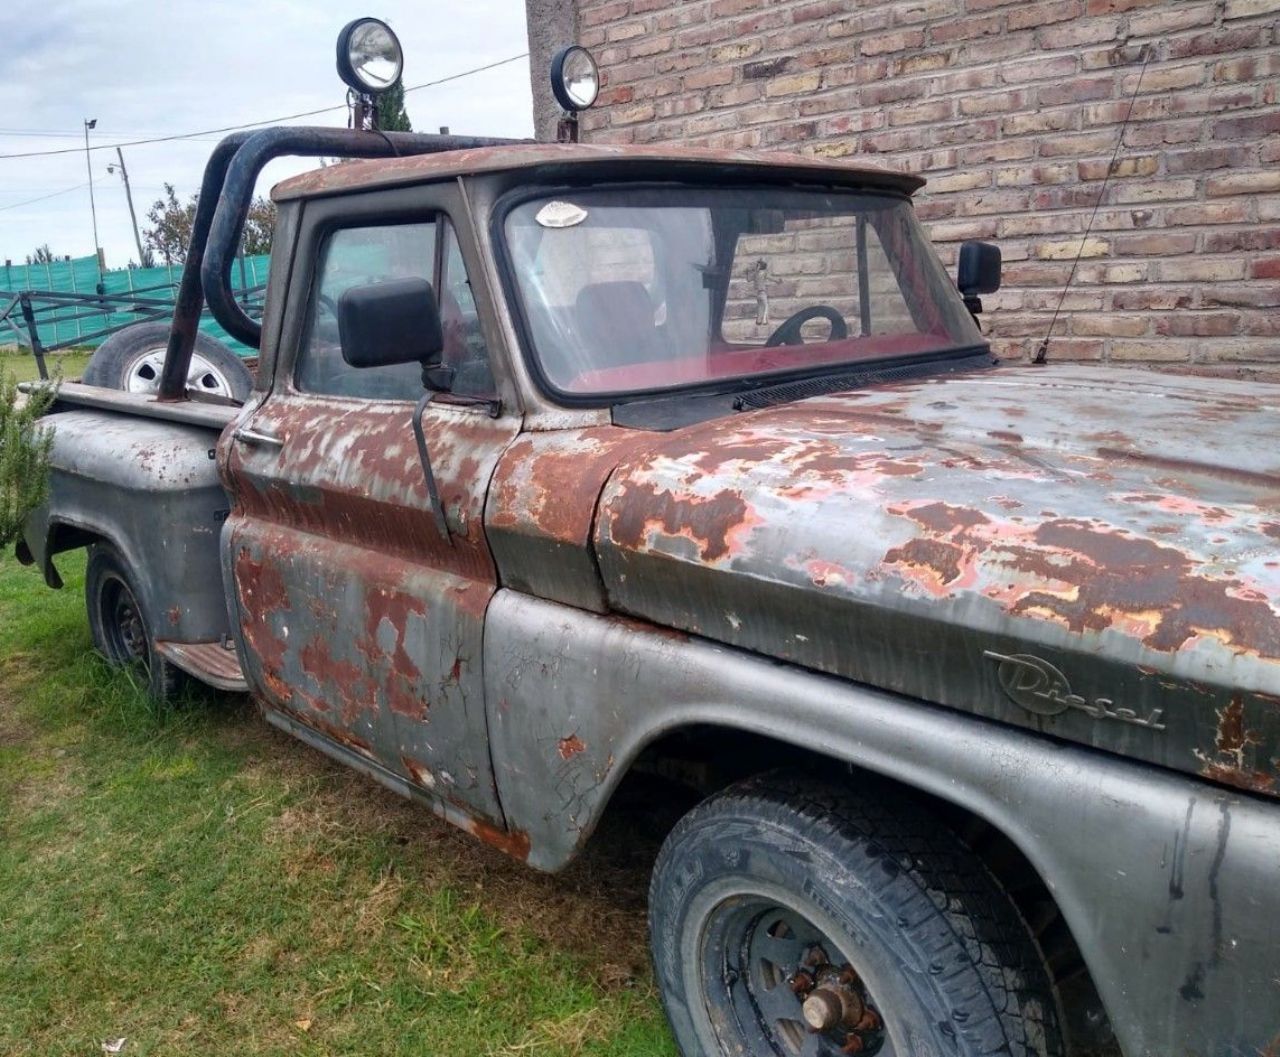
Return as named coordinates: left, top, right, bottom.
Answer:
left=594, top=364, right=1280, bottom=798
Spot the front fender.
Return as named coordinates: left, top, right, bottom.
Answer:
left=484, top=590, right=1280, bottom=1057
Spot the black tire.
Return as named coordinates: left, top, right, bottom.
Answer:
left=81, top=321, right=252, bottom=401
left=85, top=543, right=186, bottom=702
left=650, top=771, right=1065, bottom=1057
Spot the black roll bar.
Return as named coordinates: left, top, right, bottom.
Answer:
left=158, top=126, right=527, bottom=401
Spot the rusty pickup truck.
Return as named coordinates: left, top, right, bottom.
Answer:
left=15, top=37, right=1280, bottom=1057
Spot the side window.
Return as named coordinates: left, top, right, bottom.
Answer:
left=295, top=221, right=437, bottom=401
left=439, top=223, right=496, bottom=399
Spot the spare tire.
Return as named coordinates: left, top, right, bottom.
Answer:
left=81, top=321, right=253, bottom=401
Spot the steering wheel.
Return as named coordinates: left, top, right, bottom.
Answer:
left=765, top=305, right=849, bottom=348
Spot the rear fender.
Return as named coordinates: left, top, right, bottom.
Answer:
left=23, top=410, right=234, bottom=642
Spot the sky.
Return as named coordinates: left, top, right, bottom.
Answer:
left=0, top=0, right=535, bottom=269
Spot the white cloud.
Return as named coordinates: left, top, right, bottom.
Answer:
left=0, top=0, right=534, bottom=268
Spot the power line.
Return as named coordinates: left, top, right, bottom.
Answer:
left=0, top=182, right=91, bottom=212
left=0, top=127, right=221, bottom=140
left=0, top=53, right=529, bottom=162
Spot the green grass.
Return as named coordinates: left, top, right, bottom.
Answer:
left=0, top=552, right=676, bottom=1056
left=1, top=351, right=93, bottom=385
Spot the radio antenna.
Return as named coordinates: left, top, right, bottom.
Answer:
left=1033, top=43, right=1152, bottom=365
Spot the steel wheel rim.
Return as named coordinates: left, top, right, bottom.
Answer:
left=698, top=894, right=896, bottom=1057
left=100, top=573, right=149, bottom=667
left=125, top=347, right=234, bottom=397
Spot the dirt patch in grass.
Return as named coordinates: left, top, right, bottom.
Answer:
left=247, top=717, right=660, bottom=990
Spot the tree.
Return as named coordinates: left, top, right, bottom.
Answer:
left=0, top=370, right=56, bottom=548
left=144, top=183, right=196, bottom=265
left=242, top=197, right=277, bottom=257
left=26, top=245, right=55, bottom=265
left=377, top=81, right=413, bottom=132
left=144, top=184, right=275, bottom=265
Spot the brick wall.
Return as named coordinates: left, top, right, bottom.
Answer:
left=569, top=0, right=1280, bottom=370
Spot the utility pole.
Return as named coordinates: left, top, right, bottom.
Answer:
left=107, top=148, right=146, bottom=267
left=83, top=118, right=104, bottom=292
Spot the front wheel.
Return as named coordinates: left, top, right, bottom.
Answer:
left=85, top=544, right=186, bottom=702
left=649, top=772, right=1065, bottom=1057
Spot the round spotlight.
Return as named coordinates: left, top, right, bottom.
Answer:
left=336, top=18, right=404, bottom=94
left=550, top=45, right=600, bottom=112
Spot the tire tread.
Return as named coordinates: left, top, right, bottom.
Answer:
left=650, top=770, right=1065, bottom=1057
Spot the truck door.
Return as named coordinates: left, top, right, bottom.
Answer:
left=222, top=187, right=520, bottom=824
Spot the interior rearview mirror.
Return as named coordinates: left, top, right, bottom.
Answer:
left=957, top=240, right=1002, bottom=296
left=338, top=277, right=444, bottom=374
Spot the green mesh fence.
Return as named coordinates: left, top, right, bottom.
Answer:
left=0, top=253, right=269, bottom=355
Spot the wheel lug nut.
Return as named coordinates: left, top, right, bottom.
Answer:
left=802, top=988, right=843, bottom=1033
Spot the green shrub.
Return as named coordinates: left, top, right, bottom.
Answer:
left=0, top=371, right=56, bottom=548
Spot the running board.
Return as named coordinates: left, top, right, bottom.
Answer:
left=154, top=640, right=248, bottom=692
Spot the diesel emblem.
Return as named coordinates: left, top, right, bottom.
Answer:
left=984, top=651, right=1166, bottom=732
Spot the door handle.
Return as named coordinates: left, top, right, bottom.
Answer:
left=232, top=427, right=284, bottom=449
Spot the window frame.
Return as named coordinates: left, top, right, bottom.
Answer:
left=491, top=180, right=988, bottom=409
left=274, top=182, right=514, bottom=410
left=294, top=215, right=442, bottom=402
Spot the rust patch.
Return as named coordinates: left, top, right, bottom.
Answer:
left=234, top=397, right=510, bottom=582
left=468, top=818, right=532, bottom=862
left=883, top=538, right=965, bottom=589
left=608, top=482, right=754, bottom=563
left=261, top=667, right=292, bottom=702
left=401, top=755, right=437, bottom=789
left=873, top=459, right=925, bottom=477
left=558, top=734, right=586, bottom=760
left=166, top=606, right=181, bottom=627
left=235, top=546, right=290, bottom=617
left=1009, top=520, right=1280, bottom=656
left=298, top=638, right=369, bottom=723
left=273, top=142, right=921, bottom=202
left=1196, top=696, right=1275, bottom=794
left=881, top=496, right=1280, bottom=662
left=234, top=544, right=293, bottom=705
left=895, top=501, right=990, bottom=534
left=609, top=613, right=692, bottom=642
left=276, top=702, right=376, bottom=759
left=360, top=586, right=430, bottom=720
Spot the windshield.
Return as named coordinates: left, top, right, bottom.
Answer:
left=503, top=187, right=983, bottom=398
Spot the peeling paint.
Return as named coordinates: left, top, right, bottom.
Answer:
left=557, top=733, right=586, bottom=760
left=594, top=366, right=1280, bottom=796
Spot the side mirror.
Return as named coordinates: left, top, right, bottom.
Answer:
left=957, top=241, right=1001, bottom=316
left=338, top=277, right=445, bottom=379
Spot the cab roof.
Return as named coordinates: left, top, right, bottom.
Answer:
left=271, top=142, right=925, bottom=202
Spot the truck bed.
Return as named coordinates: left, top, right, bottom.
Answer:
left=26, top=380, right=244, bottom=431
